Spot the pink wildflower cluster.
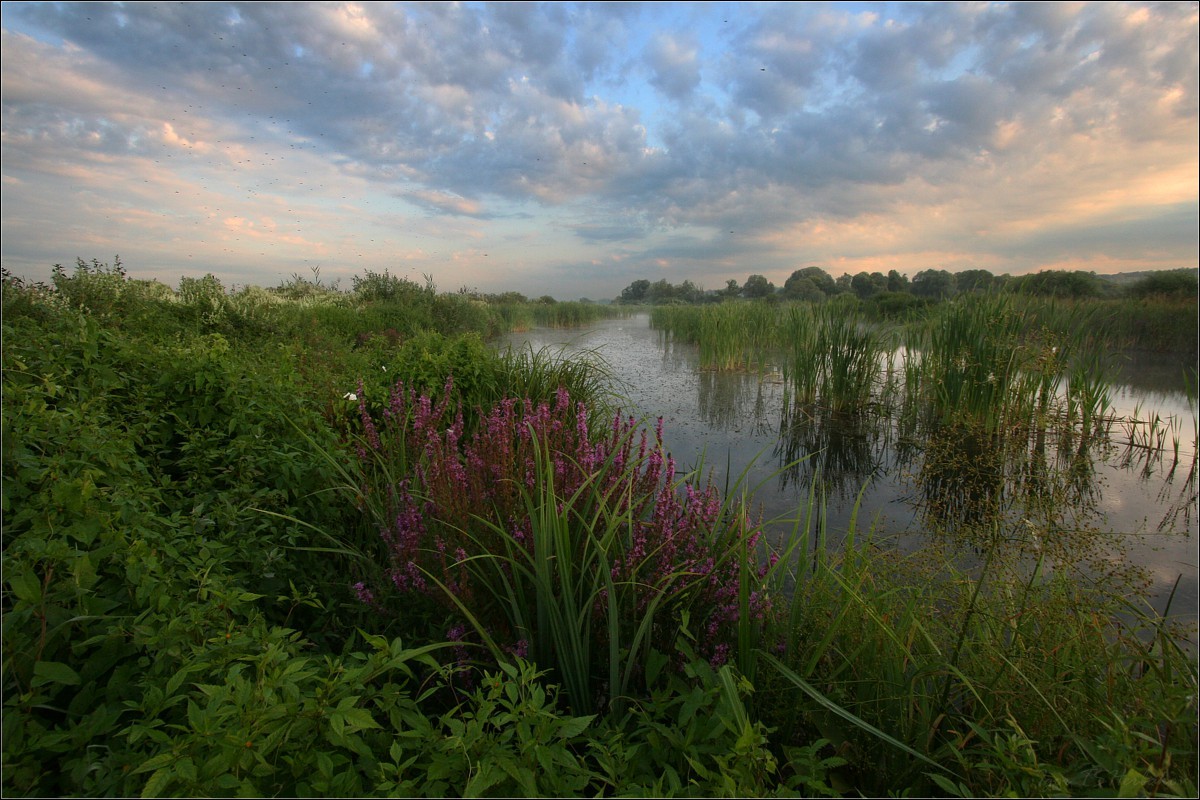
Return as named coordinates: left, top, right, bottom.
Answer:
left=353, top=378, right=775, bottom=666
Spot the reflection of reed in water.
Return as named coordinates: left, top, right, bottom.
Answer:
left=908, top=419, right=1126, bottom=582
left=696, top=369, right=781, bottom=434
left=774, top=403, right=891, bottom=502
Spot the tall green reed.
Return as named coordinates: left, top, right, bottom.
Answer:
left=781, top=303, right=888, bottom=414
left=653, top=302, right=780, bottom=371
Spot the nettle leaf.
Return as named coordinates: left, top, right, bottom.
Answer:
left=131, top=751, right=177, bottom=776
left=32, top=660, right=81, bottom=687
left=556, top=714, right=596, bottom=740
left=339, top=708, right=381, bottom=732
left=8, top=571, right=42, bottom=604
left=140, top=767, right=174, bottom=799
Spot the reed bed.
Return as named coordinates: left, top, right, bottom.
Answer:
left=780, top=303, right=890, bottom=414
left=652, top=302, right=780, bottom=371
left=529, top=300, right=620, bottom=328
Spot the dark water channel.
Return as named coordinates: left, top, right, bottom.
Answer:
left=498, top=313, right=1198, bottom=630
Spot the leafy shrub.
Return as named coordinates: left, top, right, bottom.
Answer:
left=352, top=269, right=430, bottom=303
left=50, top=256, right=130, bottom=314
left=375, top=657, right=597, bottom=797
left=1125, top=269, right=1198, bottom=300
left=590, top=640, right=779, bottom=796
left=864, top=290, right=926, bottom=321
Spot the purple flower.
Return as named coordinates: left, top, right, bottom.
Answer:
left=352, top=581, right=375, bottom=607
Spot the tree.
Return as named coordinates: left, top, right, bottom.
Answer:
left=743, top=274, right=775, bottom=298
left=851, top=271, right=887, bottom=299
left=619, top=279, right=651, bottom=304
left=887, top=270, right=910, bottom=293
left=647, top=279, right=676, bottom=304
left=1013, top=270, right=1102, bottom=299
left=1126, top=269, right=1198, bottom=300
left=787, top=267, right=837, bottom=296
left=912, top=269, right=957, bottom=300
left=781, top=275, right=823, bottom=302
left=956, top=269, right=995, bottom=293
left=851, top=272, right=875, bottom=299
left=676, top=280, right=705, bottom=304
left=721, top=279, right=741, bottom=299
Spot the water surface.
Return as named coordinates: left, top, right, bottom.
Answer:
left=498, top=314, right=1198, bottom=627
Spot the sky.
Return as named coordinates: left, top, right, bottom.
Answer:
left=1, top=1, right=1197, bottom=300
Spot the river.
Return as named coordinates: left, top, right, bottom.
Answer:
left=498, top=313, right=1198, bottom=631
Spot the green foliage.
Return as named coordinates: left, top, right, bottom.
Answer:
left=863, top=290, right=926, bottom=320
left=352, top=268, right=429, bottom=303
left=619, top=278, right=652, bottom=304
left=376, top=658, right=598, bottom=797
left=742, top=273, right=776, bottom=299
left=3, top=260, right=1196, bottom=798
left=592, top=645, right=779, bottom=796
left=1012, top=269, right=1106, bottom=299
left=912, top=268, right=958, bottom=299
left=784, top=267, right=837, bottom=299
left=1125, top=269, right=1198, bottom=300
left=758, top=527, right=1199, bottom=797
left=652, top=302, right=780, bottom=371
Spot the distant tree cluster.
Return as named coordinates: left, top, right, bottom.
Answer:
left=614, top=267, right=1197, bottom=306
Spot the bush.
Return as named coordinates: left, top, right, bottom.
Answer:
left=1126, top=269, right=1198, bottom=300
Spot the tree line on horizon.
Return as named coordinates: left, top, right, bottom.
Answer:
left=614, top=266, right=1199, bottom=306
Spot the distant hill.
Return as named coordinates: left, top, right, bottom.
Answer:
left=1096, top=268, right=1199, bottom=286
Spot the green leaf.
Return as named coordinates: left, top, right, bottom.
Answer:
left=464, top=760, right=509, bottom=797
left=131, top=751, right=178, bottom=775
left=32, top=660, right=81, bottom=687
left=1118, top=768, right=1148, bottom=798
left=8, top=571, right=42, bottom=604
left=186, top=699, right=204, bottom=732
left=759, top=650, right=953, bottom=775
left=555, top=714, right=595, bottom=739
left=927, top=772, right=968, bottom=797
left=141, top=767, right=174, bottom=798
left=340, top=708, right=381, bottom=732
left=175, top=756, right=197, bottom=785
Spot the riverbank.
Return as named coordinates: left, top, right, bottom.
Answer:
left=4, top=263, right=1196, bottom=797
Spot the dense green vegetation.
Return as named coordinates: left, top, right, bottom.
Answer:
left=3, top=259, right=1197, bottom=797
left=627, top=266, right=1199, bottom=356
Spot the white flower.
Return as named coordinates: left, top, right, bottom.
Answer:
left=343, top=392, right=358, bottom=401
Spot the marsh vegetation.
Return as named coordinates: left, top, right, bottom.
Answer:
left=3, top=259, right=1196, bottom=797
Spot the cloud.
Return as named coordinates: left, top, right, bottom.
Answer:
left=403, top=189, right=487, bottom=218
left=1, top=2, right=1195, bottom=300
left=647, top=34, right=701, bottom=100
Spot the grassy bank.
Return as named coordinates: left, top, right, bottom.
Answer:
left=3, top=261, right=1196, bottom=796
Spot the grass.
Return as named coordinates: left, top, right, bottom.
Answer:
left=756, top=509, right=1198, bottom=796
left=3, top=261, right=1196, bottom=797
left=652, top=302, right=779, bottom=371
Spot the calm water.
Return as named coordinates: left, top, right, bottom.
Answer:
left=499, top=314, right=1198, bottom=627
